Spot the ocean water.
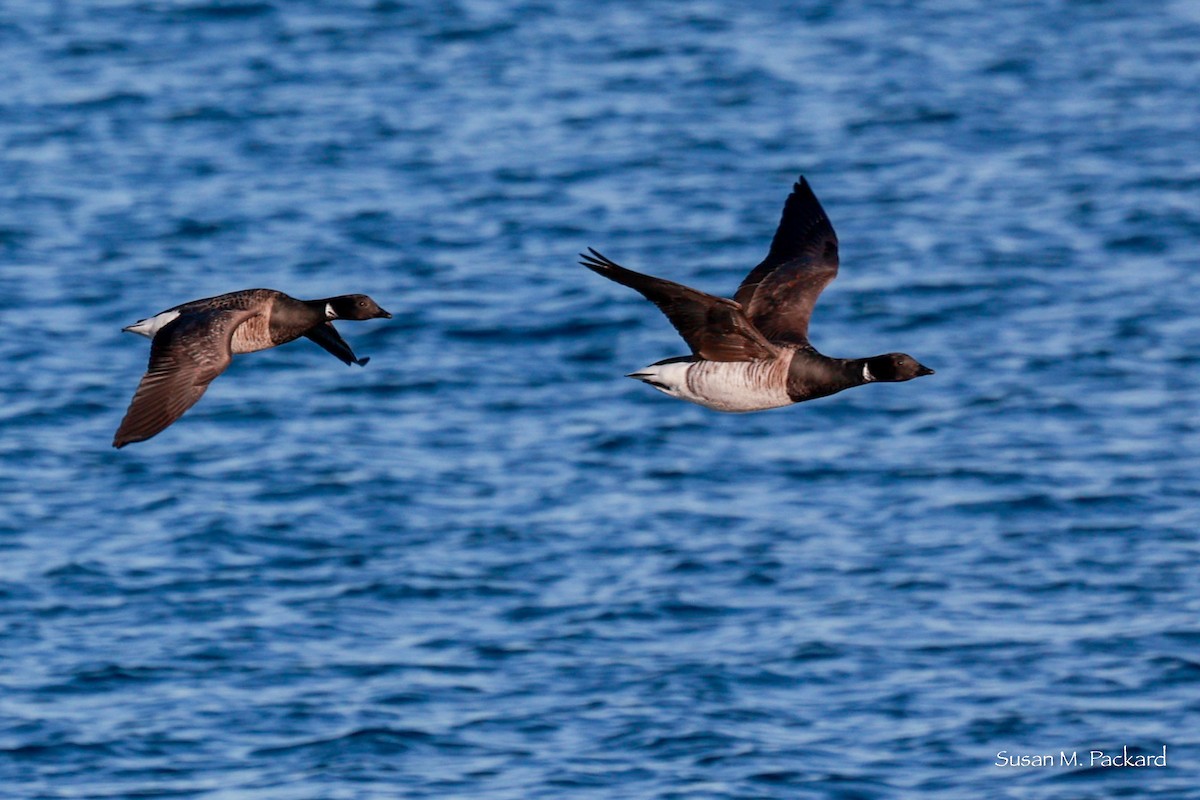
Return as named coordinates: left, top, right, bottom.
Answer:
left=2, top=1, right=1199, bottom=798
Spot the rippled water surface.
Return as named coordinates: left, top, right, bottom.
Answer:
left=3, top=1, right=1199, bottom=798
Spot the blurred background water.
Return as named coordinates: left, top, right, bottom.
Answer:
left=2, top=1, right=1199, bottom=798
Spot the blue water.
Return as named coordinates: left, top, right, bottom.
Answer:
left=2, top=1, right=1199, bottom=798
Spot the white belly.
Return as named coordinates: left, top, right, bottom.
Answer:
left=628, top=357, right=794, bottom=412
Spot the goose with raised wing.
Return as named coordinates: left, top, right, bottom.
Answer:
left=580, top=176, right=933, bottom=412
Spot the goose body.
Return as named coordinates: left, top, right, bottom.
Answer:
left=114, top=288, right=391, bottom=448
left=581, top=176, right=933, bottom=412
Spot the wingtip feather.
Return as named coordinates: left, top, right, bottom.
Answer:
left=578, top=247, right=615, bottom=273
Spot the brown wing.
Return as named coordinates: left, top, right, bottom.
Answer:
left=173, top=288, right=280, bottom=314
left=733, top=176, right=839, bottom=346
left=579, top=248, right=775, bottom=362
left=305, top=322, right=368, bottom=366
left=113, top=308, right=258, bottom=448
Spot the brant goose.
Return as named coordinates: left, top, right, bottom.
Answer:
left=580, top=176, right=933, bottom=412
left=114, top=289, right=391, bottom=448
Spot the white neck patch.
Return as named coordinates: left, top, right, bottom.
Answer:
left=325, top=302, right=337, bottom=319
left=862, top=363, right=875, bottom=382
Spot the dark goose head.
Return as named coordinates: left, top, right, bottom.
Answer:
left=325, top=294, right=392, bottom=321
left=864, top=353, right=934, bottom=382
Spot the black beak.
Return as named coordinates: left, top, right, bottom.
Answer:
left=377, top=309, right=392, bottom=319
left=917, top=365, right=935, bottom=376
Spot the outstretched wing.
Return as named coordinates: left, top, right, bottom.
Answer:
left=305, top=322, right=369, bottom=366
left=580, top=248, right=775, bottom=362
left=113, top=308, right=258, bottom=448
left=733, top=176, right=839, bottom=346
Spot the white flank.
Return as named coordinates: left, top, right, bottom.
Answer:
left=629, top=358, right=792, bottom=413
left=325, top=302, right=337, bottom=319
left=862, top=363, right=874, bottom=382
left=123, top=309, right=180, bottom=338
